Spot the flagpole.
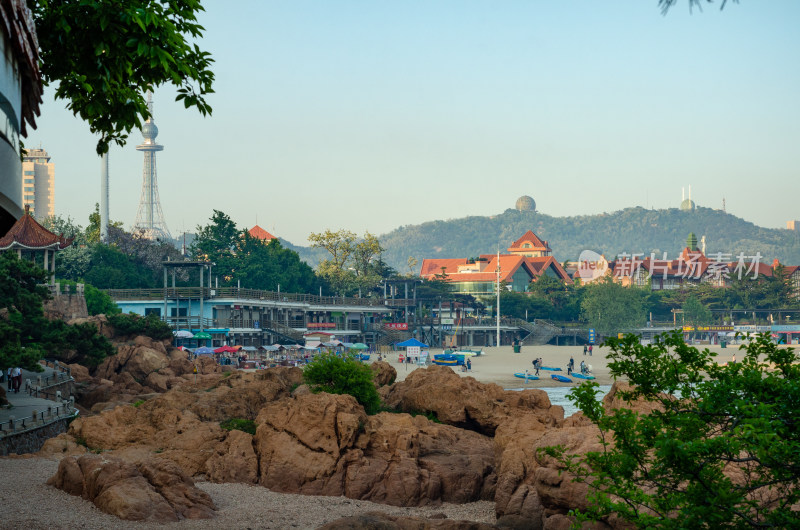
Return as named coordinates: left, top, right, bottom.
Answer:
left=496, top=247, right=500, bottom=347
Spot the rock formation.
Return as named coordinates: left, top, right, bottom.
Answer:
left=47, top=454, right=216, bottom=522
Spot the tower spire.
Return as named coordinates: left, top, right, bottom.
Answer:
left=133, top=92, right=171, bottom=240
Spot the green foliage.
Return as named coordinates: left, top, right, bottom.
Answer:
left=0, top=253, right=114, bottom=369
left=30, top=0, right=214, bottom=154
left=309, top=229, right=384, bottom=296
left=219, top=418, right=257, bottom=435
left=496, top=289, right=554, bottom=320
left=108, top=313, right=173, bottom=340
left=191, top=210, right=318, bottom=292
left=132, top=400, right=145, bottom=407
left=82, top=244, right=157, bottom=289
left=548, top=332, right=800, bottom=528
left=682, top=294, right=712, bottom=326
left=303, top=352, right=381, bottom=414
left=581, top=277, right=649, bottom=335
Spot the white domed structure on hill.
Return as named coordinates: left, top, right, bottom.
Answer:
left=515, top=195, right=536, bottom=212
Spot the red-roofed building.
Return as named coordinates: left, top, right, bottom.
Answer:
left=419, top=230, right=571, bottom=295
left=0, top=205, right=73, bottom=281
left=249, top=225, right=276, bottom=242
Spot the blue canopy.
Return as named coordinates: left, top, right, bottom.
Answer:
left=396, top=338, right=428, bottom=348
left=195, top=346, right=216, bottom=355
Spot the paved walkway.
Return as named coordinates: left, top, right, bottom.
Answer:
left=0, top=365, right=69, bottom=427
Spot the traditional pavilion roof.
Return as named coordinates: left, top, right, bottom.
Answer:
left=0, top=207, right=72, bottom=251
left=507, top=230, right=551, bottom=254
left=249, top=225, right=276, bottom=241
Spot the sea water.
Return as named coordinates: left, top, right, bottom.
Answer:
left=510, top=384, right=612, bottom=418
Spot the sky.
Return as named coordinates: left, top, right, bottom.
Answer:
left=25, top=0, right=800, bottom=245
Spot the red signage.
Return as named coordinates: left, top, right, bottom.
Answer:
left=308, top=322, right=336, bottom=329
left=384, top=323, right=408, bottom=330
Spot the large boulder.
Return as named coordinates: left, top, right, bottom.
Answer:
left=381, top=365, right=562, bottom=436
left=47, top=454, right=215, bottom=522
left=255, top=392, right=497, bottom=506
left=370, top=360, right=397, bottom=387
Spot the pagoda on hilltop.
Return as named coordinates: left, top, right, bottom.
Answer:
left=0, top=205, right=73, bottom=281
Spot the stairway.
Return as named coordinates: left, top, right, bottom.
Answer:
left=521, top=319, right=561, bottom=346
left=262, top=320, right=304, bottom=344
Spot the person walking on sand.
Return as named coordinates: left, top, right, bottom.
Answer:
left=589, top=345, right=593, bottom=356
left=467, top=358, right=472, bottom=371
left=583, top=345, right=587, bottom=356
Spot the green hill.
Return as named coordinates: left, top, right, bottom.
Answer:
left=286, top=207, right=800, bottom=272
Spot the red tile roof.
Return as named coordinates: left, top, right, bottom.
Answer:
left=0, top=207, right=72, bottom=250
left=507, top=230, right=550, bottom=253
left=249, top=225, right=276, bottom=241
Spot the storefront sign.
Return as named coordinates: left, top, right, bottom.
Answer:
left=385, top=323, right=408, bottom=330
left=308, top=322, right=336, bottom=329
left=682, top=326, right=734, bottom=332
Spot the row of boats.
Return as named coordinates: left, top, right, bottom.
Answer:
left=431, top=349, right=484, bottom=366
left=514, top=365, right=595, bottom=383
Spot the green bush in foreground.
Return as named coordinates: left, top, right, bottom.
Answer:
left=303, top=352, right=381, bottom=414
left=544, top=331, right=800, bottom=528
left=219, top=418, right=256, bottom=435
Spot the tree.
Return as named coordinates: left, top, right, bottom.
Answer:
left=309, top=229, right=384, bottom=296
left=547, top=332, right=800, bottom=528
left=303, top=351, right=381, bottom=414
left=581, top=277, right=649, bottom=335
left=659, top=0, right=736, bottom=15
left=0, top=253, right=114, bottom=370
left=682, top=294, right=712, bottom=326
left=29, top=0, right=215, bottom=154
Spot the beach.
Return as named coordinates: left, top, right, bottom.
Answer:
left=387, top=341, right=754, bottom=388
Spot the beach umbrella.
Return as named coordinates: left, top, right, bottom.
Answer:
left=193, top=331, right=212, bottom=340
left=214, top=345, right=238, bottom=354
left=195, top=347, right=215, bottom=355
left=351, top=343, right=369, bottom=350
left=396, top=338, right=428, bottom=348
left=173, top=330, right=194, bottom=339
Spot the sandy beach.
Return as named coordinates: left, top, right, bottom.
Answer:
left=387, top=342, right=751, bottom=388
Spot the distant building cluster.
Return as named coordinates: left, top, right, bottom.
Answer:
left=419, top=230, right=571, bottom=295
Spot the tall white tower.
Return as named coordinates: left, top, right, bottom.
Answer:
left=134, top=93, right=171, bottom=240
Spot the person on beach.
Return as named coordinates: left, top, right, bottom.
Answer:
left=589, top=345, right=593, bottom=356
left=583, top=345, right=587, bottom=356
left=466, top=358, right=472, bottom=371
left=569, top=356, right=574, bottom=372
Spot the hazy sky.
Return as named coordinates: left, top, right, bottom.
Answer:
left=26, top=1, right=800, bottom=245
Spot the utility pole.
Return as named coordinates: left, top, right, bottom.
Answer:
left=496, top=248, right=500, bottom=347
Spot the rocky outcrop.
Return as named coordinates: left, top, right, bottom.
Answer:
left=370, top=360, right=397, bottom=387
left=381, top=365, right=562, bottom=436
left=255, top=392, right=496, bottom=506
left=47, top=454, right=216, bottom=522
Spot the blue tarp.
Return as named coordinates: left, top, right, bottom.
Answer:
left=396, top=338, right=428, bottom=348
left=195, top=347, right=216, bottom=355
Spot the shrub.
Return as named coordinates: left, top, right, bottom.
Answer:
left=303, top=352, right=381, bottom=414
left=220, top=418, right=257, bottom=435
left=108, top=313, right=173, bottom=340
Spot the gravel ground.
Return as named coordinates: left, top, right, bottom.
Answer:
left=0, top=456, right=497, bottom=529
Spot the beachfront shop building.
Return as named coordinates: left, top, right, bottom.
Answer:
left=110, top=288, right=393, bottom=348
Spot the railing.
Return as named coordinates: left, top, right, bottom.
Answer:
left=25, top=360, right=73, bottom=400
left=0, top=400, right=76, bottom=436
left=165, top=316, right=216, bottom=329
left=106, top=287, right=396, bottom=308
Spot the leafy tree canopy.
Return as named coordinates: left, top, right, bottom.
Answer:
left=581, top=277, right=649, bottom=335
left=30, top=0, right=215, bottom=154
left=547, top=331, right=799, bottom=528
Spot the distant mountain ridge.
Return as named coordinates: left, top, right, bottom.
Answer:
left=284, top=207, right=800, bottom=272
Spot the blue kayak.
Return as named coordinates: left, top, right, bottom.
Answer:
left=572, top=373, right=595, bottom=380
left=514, top=372, right=539, bottom=380
left=551, top=374, right=573, bottom=383
left=539, top=366, right=562, bottom=371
